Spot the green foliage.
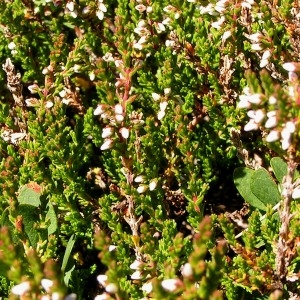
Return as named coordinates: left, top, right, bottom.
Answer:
left=0, top=0, right=299, bottom=299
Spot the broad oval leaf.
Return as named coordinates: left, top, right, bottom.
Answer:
left=234, top=167, right=267, bottom=211
left=250, top=168, right=281, bottom=206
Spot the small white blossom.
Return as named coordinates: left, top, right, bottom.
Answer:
left=66, top=1, right=75, bottom=11
left=109, top=245, right=117, bottom=251
left=155, top=22, right=166, bottom=33
left=100, top=139, right=113, bottom=151
left=265, top=111, right=277, bottom=128
left=65, top=294, right=77, bottom=300
left=8, top=41, right=16, bottom=50
left=105, top=283, right=118, bottom=294
left=282, top=62, right=296, bottom=72
left=96, top=0, right=107, bottom=20
left=142, top=282, right=153, bottom=294
left=134, top=175, right=144, bottom=183
left=157, top=110, right=166, bottom=120
left=268, top=96, right=277, bottom=104
left=152, top=93, right=161, bottom=101
left=137, top=185, right=148, bottom=194
left=211, top=16, right=225, bottom=29
left=94, top=104, right=106, bottom=116
left=160, top=101, right=168, bottom=111
left=266, top=130, right=280, bottom=142
left=131, top=270, right=143, bottom=280
left=161, top=279, right=180, bottom=292
left=115, top=114, right=124, bottom=123
left=103, top=52, right=114, bottom=62
left=102, top=127, right=114, bottom=138
left=94, top=294, right=110, bottom=300
left=115, top=104, right=123, bottom=115
left=28, top=83, right=40, bottom=94
left=251, top=43, right=263, bottom=51
left=41, top=279, right=53, bottom=292
left=97, top=275, right=108, bottom=286
left=135, top=4, right=147, bottom=13
left=11, top=281, right=31, bottom=296
left=120, top=127, right=129, bottom=139
left=244, top=119, right=259, bottom=131
left=292, top=187, right=300, bottom=199
left=247, top=32, right=262, bottom=42
left=181, top=263, right=193, bottom=278
left=222, top=31, right=232, bottom=43
left=149, top=180, right=157, bottom=191
left=164, top=87, right=171, bottom=95
left=130, top=260, right=143, bottom=270
left=165, top=39, right=176, bottom=47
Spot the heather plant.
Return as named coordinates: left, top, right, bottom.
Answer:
left=0, top=0, right=299, bottom=299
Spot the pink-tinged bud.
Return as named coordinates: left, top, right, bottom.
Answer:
left=102, top=127, right=114, bottom=138
left=161, top=279, right=181, bottom=292
left=115, top=104, right=123, bottom=115
left=100, top=139, right=113, bottom=151
left=11, top=282, right=31, bottom=295
left=120, top=127, right=129, bottom=139
left=94, top=105, right=106, bottom=116
left=97, top=275, right=108, bottom=286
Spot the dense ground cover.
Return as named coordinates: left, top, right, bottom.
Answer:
left=0, top=0, right=300, bottom=299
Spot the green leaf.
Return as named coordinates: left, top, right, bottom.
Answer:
left=270, top=157, right=287, bottom=183
left=18, top=205, right=39, bottom=248
left=61, top=234, right=76, bottom=273
left=18, top=184, right=41, bottom=207
left=250, top=168, right=281, bottom=206
left=45, top=202, right=58, bottom=236
left=234, top=167, right=267, bottom=211
left=271, top=157, right=299, bottom=183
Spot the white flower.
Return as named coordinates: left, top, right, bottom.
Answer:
left=164, top=87, right=171, bottom=95
left=94, top=294, right=110, bottom=300
left=268, top=96, right=277, bottom=104
left=211, top=16, right=225, bottom=29
left=134, top=175, right=144, bottom=183
left=135, top=4, right=147, bottom=13
left=108, top=245, right=117, bottom=251
left=161, top=279, right=180, bottom=292
left=137, top=185, right=148, bottom=194
left=142, top=282, right=153, bottom=294
left=114, top=104, right=123, bottom=115
left=244, top=119, right=259, bottom=131
left=94, top=105, right=106, bottom=116
left=97, top=275, right=108, bottom=286
left=102, top=127, right=114, bottom=138
left=115, top=114, right=124, bottom=123
left=65, top=294, right=77, bottom=300
left=131, top=270, right=143, bottom=280
left=152, top=93, right=161, bottom=101
left=265, top=111, right=278, bottom=128
left=8, top=41, right=16, bottom=49
left=120, top=127, right=129, bottom=139
left=181, top=263, right=193, bottom=278
left=28, top=83, right=40, bottom=94
left=266, top=130, right=280, bottom=142
left=11, top=281, right=31, bottom=295
left=282, top=62, right=296, bottom=72
left=105, top=283, right=118, bottom=294
left=247, top=32, right=262, bottom=42
left=103, top=52, right=114, bottom=62
left=160, top=101, right=168, bottom=111
left=247, top=109, right=265, bottom=124
left=237, top=95, right=251, bottom=109
left=46, top=101, right=54, bottom=108
left=66, top=1, right=75, bottom=11
left=96, top=0, right=107, bottom=20
left=41, top=279, right=53, bottom=292
left=130, top=260, right=143, bottom=270
left=251, top=43, right=263, bottom=51
left=292, top=187, right=300, bottom=199
left=155, top=22, right=166, bottom=33
left=149, top=180, right=157, bottom=191
left=100, top=139, right=113, bottom=151
left=222, top=31, right=232, bottom=43
left=165, top=39, right=176, bottom=47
